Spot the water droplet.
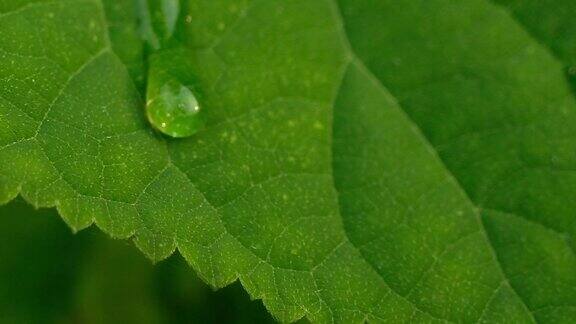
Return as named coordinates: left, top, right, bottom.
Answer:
left=146, top=68, right=204, bottom=138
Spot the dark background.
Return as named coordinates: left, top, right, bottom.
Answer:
left=0, top=199, right=285, bottom=324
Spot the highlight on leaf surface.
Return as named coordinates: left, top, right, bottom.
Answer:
left=0, top=0, right=575, bottom=323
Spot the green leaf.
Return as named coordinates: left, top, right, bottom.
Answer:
left=1, top=0, right=575, bottom=322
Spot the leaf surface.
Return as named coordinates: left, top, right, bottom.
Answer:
left=491, top=0, right=576, bottom=92
left=0, top=0, right=575, bottom=322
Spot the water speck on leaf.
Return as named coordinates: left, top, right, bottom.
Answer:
left=145, top=69, right=204, bottom=138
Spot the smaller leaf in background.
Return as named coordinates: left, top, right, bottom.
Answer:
left=0, top=199, right=277, bottom=324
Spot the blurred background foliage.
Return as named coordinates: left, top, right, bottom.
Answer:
left=0, top=199, right=281, bottom=323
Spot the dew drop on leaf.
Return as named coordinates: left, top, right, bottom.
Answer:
left=145, top=67, right=204, bottom=138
